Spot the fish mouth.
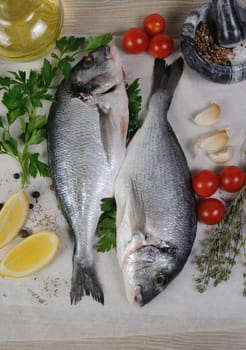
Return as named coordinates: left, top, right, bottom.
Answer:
left=133, top=285, right=158, bottom=307
left=134, top=285, right=144, bottom=306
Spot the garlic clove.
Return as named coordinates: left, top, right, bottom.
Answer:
left=192, top=103, right=221, bottom=127
left=208, top=145, right=234, bottom=164
left=195, top=129, right=230, bottom=154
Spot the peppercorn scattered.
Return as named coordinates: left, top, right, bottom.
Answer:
left=195, top=22, right=232, bottom=66
left=19, top=229, right=32, bottom=238
left=13, top=173, right=20, bottom=180
left=31, top=191, right=40, bottom=199
left=29, top=203, right=34, bottom=209
left=0, top=203, right=4, bottom=210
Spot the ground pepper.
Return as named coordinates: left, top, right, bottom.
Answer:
left=195, top=22, right=232, bottom=66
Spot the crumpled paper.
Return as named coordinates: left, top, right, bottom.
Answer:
left=0, top=39, right=246, bottom=341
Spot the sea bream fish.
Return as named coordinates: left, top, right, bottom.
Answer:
left=114, top=57, right=197, bottom=306
left=47, top=45, right=129, bottom=305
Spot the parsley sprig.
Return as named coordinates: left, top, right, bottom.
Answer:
left=0, top=34, right=112, bottom=187
left=97, top=198, right=117, bottom=252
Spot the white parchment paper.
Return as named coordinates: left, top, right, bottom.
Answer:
left=0, top=39, right=246, bottom=341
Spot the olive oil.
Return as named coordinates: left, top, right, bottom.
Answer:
left=0, top=0, right=63, bottom=60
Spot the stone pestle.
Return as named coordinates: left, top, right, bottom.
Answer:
left=181, top=1, right=246, bottom=83
left=210, top=0, right=246, bottom=47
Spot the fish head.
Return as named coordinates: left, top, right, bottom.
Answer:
left=122, top=243, right=183, bottom=306
left=70, top=45, right=124, bottom=97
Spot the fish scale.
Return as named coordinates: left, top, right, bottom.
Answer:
left=47, top=46, right=129, bottom=305
left=115, top=58, right=197, bottom=306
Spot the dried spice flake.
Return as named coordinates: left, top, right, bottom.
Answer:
left=195, top=22, right=232, bottom=66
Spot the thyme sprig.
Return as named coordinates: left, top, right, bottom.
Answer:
left=195, top=185, right=246, bottom=296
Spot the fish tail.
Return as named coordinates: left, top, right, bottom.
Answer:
left=70, top=258, right=104, bottom=305
left=151, top=57, right=184, bottom=98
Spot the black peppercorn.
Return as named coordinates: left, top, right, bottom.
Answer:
left=31, top=191, right=40, bottom=199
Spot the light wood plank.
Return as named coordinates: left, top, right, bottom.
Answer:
left=61, top=0, right=246, bottom=37
left=1, top=329, right=246, bottom=350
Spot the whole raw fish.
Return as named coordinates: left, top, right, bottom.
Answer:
left=47, top=46, right=129, bottom=304
left=115, top=57, right=197, bottom=306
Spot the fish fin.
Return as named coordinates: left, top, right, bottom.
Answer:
left=70, top=259, right=104, bottom=305
left=128, top=177, right=145, bottom=231
left=97, top=103, right=113, bottom=165
left=151, top=57, right=184, bottom=98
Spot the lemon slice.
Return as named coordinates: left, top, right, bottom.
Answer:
left=0, top=230, right=61, bottom=278
left=0, top=189, right=29, bottom=249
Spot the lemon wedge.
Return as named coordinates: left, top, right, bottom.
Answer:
left=0, top=189, right=29, bottom=249
left=0, top=230, right=61, bottom=278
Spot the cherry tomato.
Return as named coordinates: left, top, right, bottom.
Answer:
left=198, top=198, right=225, bottom=225
left=122, top=28, right=149, bottom=54
left=192, top=169, right=219, bottom=197
left=144, top=13, right=166, bottom=36
left=148, top=33, right=174, bottom=59
left=219, top=166, right=246, bottom=193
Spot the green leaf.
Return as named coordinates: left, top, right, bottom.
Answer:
left=36, top=159, right=50, bottom=177
left=101, top=197, right=116, bottom=213
left=96, top=197, right=116, bottom=252
left=7, top=108, right=24, bottom=125
left=28, top=153, right=49, bottom=178
left=1, top=132, right=18, bottom=156
left=58, top=58, right=72, bottom=80
left=41, top=58, right=55, bottom=87
left=126, top=79, right=142, bottom=140
left=9, top=70, right=26, bottom=84
left=30, top=90, right=53, bottom=107
left=28, top=128, right=46, bottom=145
left=0, top=77, right=11, bottom=88
left=28, top=158, right=38, bottom=177
left=26, top=70, right=40, bottom=93
left=27, top=115, right=47, bottom=132
left=56, top=36, right=84, bottom=54
left=0, top=116, right=3, bottom=128
left=30, top=97, right=43, bottom=108
left=85, top=34, right=113, bottom=53
left=19, top=117, right=26, bottom=133
left=2, top=85, right=25, bottom=112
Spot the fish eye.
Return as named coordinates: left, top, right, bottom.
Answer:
left=160, top=246, right=169, bottom=254
left=160, top=245, right=177, bottom=256
left=82, top=56, right=94, bottom=69
left=155, top=274, right=167, bottom=287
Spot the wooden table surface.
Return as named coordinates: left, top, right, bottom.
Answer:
left=2, top=1, right=246, bottom=349
left=62, top=0, right=214, bottom=38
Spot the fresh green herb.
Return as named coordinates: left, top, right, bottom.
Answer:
left=96, top=198, right=117, bottom=252
left=195, top=185, right=246, bottom=296
left=85, top=34, right=113, bottom=53
left=0, top=35, right=114, bottom=187
left=126, top=78, right=142, bottom=140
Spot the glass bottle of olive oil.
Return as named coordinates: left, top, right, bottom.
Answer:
left=0, top=0, right=63, bottom=60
